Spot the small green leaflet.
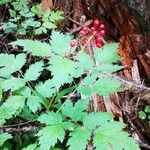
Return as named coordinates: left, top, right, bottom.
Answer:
left=27, top=95, right=42, bottom=113
left=93, top=76, right=122, bottom=97
left=14, top=86, right=31, bottom=98
left=24, top=61, right=44, bottom=81
left=37, top=125, right=65, bottom=150
left=50, top=31, right=75, bottom=55
left=49, top=11, right=64, bottom=22
left=48, top=56, right=76, bottom=88
left=94, top=43, right=121, bottom=64
left=0, top=96, right=25, bottom=125
left=0, top=133, right=12, bottom=146
left=37, top=112, right=62, bottom=125
left=55, top=85, right=77, bottom=102
left=42, top=22, right=57, bottom=29
left=74, top=52, right=94, bottom=77
left=10, top=40, right=51, bottom=57
left=35, top=80, right=56, bottom=98
left=1, top=78, right=26, bottom=91
left=98, top=64, right=124, bottom=73
left=83, top=112, right=113, bottom=131
left=62, top=99, right=89, bottom=121
left=67, top=127, right=91, bottom=150
left=22, top=143, right=37, bottom=150
left=93, top=122, right=140, bottom=150
left=0, top=53, right=26, bottom=77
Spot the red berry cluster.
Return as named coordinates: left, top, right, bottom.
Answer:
left=70, top=19, right=106, bottom=48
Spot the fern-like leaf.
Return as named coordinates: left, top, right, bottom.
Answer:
left=0, top=53, right=26, bottom=77
left=93, top=77, right=122, bottom=97
left=37, top=125, right=65, bottom=150
left=93, top=122, right=140, bottom=150
left=1, top=78, right=26, bottom=91
left=62, top=99, right=89, bottom=121
left=37, top=112, right=62, bottom=125
left=67, top=127, right=91, bottom=150
left=11, top=40, right=51, bottom=57
left=50, top=31, right=75, bottom=55
left=48, top=56, right=77, bottom=88
left=0, top=96, right=25, bottom=125
left=94, top=43, right=121, bottom=64
left=27, top=95, right=43, bottom=113
left=24, top=61, right=44, bottom=81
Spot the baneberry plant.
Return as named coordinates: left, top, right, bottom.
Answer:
left=0, top=29, right=140, bottom=149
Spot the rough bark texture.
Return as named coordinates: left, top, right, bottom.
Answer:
left=122, top=0, right=150, bottom=35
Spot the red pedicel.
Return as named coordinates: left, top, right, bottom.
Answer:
left=70, top=41, right=76, bottom=47
left=99, top=30, right=105, bottom=37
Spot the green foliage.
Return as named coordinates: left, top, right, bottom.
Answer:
left=1, top=1, right=64, bottom=35
left=0, top=0, right=10, bottom=5
left=24, top=61, right=44, bottom=81
left=36, top=100, right=139, bottom=150
left=139, top=105, right=150, bottom=125
left=22, top=143, right=37, bottom=150
left=11, top=40, right=51, bottom=57
left=50, top=31, right=76, bottom=55
left=0, top=53, right=26, bottom=77
left=93, top=122, right=140, bottom=150
left=0, top=133, right=12, bottom=146
left=0, top=96, right=25, bottom=125
left=0, top=29, right=140, bottom=149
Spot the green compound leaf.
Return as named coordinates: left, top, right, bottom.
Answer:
left=24, top=61, right=44, bottom=81
left=62, top=99, right=89, bottom=121
left=48, top=56, right=77, bottom=88
left=94, top=43, right=121, bottom=64
left=37, top=112, right=62, bottom=125
left=93, top=77, right=122, bottom=97
left=37, top=124, right=65, bottom=150
left=50, top=31, right=75, bottom=55
left=67, top=127, right=91, bottom=150
left=11, top=40, right=51, bottom=57
left=93, top=122, right=140, bottom=150
left=0, top=133, right=12, bottom=146
left=0, top=53, right=26, bottom=77
left=0, top=96, right=25, bottom=125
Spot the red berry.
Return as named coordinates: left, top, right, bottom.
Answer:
left=95, top=37, right=102, bottom=44
left=99, top=24, right=105, bottom=30
left=70, top=41, right=76, bottom=47
left=81, top=30, right=87, bottom=36
left=90, top=26, right=96, bottom=32
left=94, top=19, right=100, bottom=27
left=99, top=30, right=105, bottom=37
left=82, top=26, right=88, bottom=32
left=96, top=43, right=102, bottom=48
